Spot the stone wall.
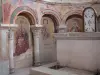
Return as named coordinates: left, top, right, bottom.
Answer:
left=57, top=40, right=100, bottom=72
left=1, top=0, right=100, bottom=69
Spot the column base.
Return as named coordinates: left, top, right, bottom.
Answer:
left=9, top=68, right=15, bottom=74
left=34, top=62, right=41, bottom=67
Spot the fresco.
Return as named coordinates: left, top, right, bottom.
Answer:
left=66, top=17, right=83, bottom=32
left=41, top=17, right=55, bottom=40
left=14, top=27, right=29, bottom=56
left=69, top=20, right=81, bottom=32
left=14, top=16, right=30, bottom=56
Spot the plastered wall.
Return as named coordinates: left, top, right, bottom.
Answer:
left=57, top=40, right=100, bottom=72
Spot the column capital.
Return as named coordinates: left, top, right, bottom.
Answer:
left=31, top=24, right=43, bottom=32
left=31, top=24, right=44, bottom=36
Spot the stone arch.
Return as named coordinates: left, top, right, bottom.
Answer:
left=10, top=6, right=37, bottom=68
left=63, top=10, right=83, bottom=32
left=42, top=14, right=59, bottom=33
left=10, top=6, right=38, bottom=24
left=62, top=10, right=83, bottom=25
left=41, top=9, right=61, bottom=26
left=41, top=9, right=61, bottom=33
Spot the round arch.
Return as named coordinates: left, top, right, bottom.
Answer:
left=41, top=14, right=59, bottom=33
left=41, top=9, right=61, bottom=26
left=10, top=6, right=38, bottom=24
left=62, top=10, right=83, bottom=25
left=10, top=6, right=37, bottom=68
left=65, top=12, right=83, bottom=32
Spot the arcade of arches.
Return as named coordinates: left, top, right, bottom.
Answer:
left=1, top=0, right=100, bottom=75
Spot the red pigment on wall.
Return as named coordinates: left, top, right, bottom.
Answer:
left=3, top=3, right=11, bottom=23
left=14, top=28, right=29, bottom=56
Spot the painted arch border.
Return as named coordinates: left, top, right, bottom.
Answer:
left=62, top=10, right=83, bottom=25
left=10, top=6, right=38, bottom=24
left=41, top=9, right=62, bottom=26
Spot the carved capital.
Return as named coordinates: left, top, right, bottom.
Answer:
left=31, top=24, right=44, bottom=36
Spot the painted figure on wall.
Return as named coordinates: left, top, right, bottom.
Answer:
left=70, top=21, right=81, bottom=32
left=41, top=17, right=55, bottom=40
left=66, top=16, right=83, bottom=32
left=14, top=27, right=29, bottom=56
left=14, top=15, right=30, bottom=56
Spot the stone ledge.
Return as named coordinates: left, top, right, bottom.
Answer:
left=30, top=62, right=93, bottom=75
left=53, top=32, right=100, bottom=40
left=30, top=66, right=69, bottom=75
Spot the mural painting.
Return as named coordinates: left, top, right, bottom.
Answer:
left=14, top=16, right=30, bottom=56
left=66, top=15, right=83, bottom=32
left=41, top=17, right=55, bottom=40
left=14, top=27, right=29, bottom=56
left=69, top=20, right=81, bottom=32
left=42, top=19, right=50, bottom=40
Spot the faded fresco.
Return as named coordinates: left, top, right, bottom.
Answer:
left=14, top=27, right=29, bottom=56
left=66, top=16, right=83, bottom=32
left=14, top=16, right=30, bottom=56
left=41, top=17, right=55, bottom=39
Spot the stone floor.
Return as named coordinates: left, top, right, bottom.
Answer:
left=10, top=67, right=30, bottom=75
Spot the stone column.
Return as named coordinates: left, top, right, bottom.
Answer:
left=0, top=24, right=17, bottom=74
left=8, top=28, right=15, bottom=73
left=31, top=24, right=43, bottom=66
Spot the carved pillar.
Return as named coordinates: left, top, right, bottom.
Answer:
left=0, top=24, right=17, bottom=74
left=8, top=29, right=15, bottom=73
left=31, top=24, right=43, bottom=66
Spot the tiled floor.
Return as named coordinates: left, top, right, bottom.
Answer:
left=10, top=67, right=30, bottom=75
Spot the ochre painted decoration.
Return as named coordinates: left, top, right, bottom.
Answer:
left=41, top=17, right=55, bottom=40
